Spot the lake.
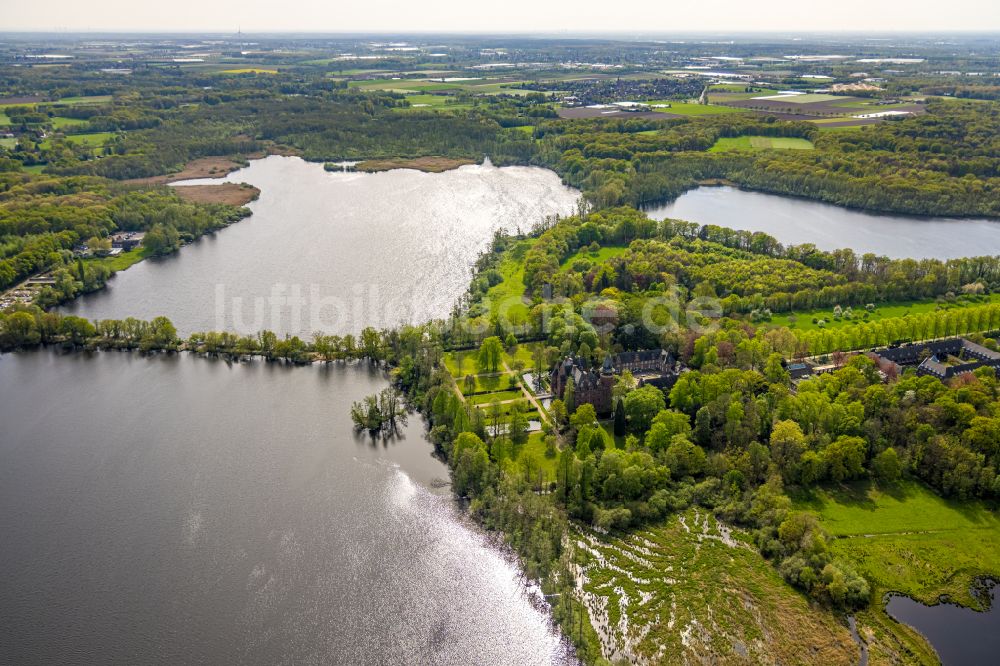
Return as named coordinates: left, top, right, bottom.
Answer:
left=885, top=586, right=1000, bottom=665
left=0, top=349, right=574, bottom=664
left=61, top=156, right=579, bottom=337
left=646, top=186, right=1000, bottom=260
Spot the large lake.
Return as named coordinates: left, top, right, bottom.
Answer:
left=647, top=186, right=1000, bottom=260
left=0, top=349, right=573, bottom=664
left=61, top=156, right=579, bottom=337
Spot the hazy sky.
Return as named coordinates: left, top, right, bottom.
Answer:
left=8, top=0, right=1000, bottom=33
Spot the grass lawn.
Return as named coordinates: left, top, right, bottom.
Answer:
left=503, top=342, right=537, bottom=369
left=56, top=95, right=113, bottom=105
left=64, top=131, right=115, bottom=146
left=22, top=164, right=47, bottom=174
left=646, top=101, right=748, bottom=115
left=51, top=116, right=88, bottom=128
left=443, top=350, right=483, bottom=377
left=709, top=135, right=815, bottom=152
left=0, top=137, right=16, bottom=149
left=484, top=239, right=535, bottom=324
left=559, top=245, right=628, bottom=272
left=574, top=510, right=857, bottom=663
left=0, top=111, right=10, bottom=125
left=467, top=389, right=523, bottom=405
left=83, top=247, right=151, bottom=273
left=464, top=372, right=518, bottom=395
left=495, top=431, right=558, bottom=484
left=770, top=293, right=1000, bottom=333
left=796, top=479, right=1000, bottom=609
left=475, top=399, right=534, bottom=417
left=393, top=93, right=474, bottom=113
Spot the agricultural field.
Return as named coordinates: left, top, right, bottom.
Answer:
left=709, top=135, right=815, bottom=152
left=54, top=95, right=113, bottom=105
left=217, top=68, right=278, bottom=74
left=646, top=100, right=748, bottom=116
left=573, top=509, right=859, bottom=664
left=769, top=293, right=1000, bottom=333
left=707, top=84, right=780, bottom=101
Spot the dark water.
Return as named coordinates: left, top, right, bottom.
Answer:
left=0, top=349, right=572, bottom=665
left=60, top=156, right=578, bottom=337
left=647, top=186, right=1000, bottom=260
left=885, top=586, right=1000, bottom=665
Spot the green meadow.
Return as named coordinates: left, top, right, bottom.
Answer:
left=769, top=293, right=1000, bottom=333
left=795, top=480, right=1000, bottom=608
left=709, top=135, right=815, bottom=152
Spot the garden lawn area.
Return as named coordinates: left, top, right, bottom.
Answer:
left=494, top=431, right=558, bottom=484
left=475, top=399, right=534, bottom=418
left=82, top=247, right=151, bottom=273
left=468, top=390, right=523, bottom=405
left=709, top=136, right=815, bottom=152
left=443, top=349, right=482, bottom=377
left=0, top=137, right=16, bottom=149
left=794, top=480, right=1000, bottom=608
left=574, top=510, right=857, bottom=663
left=769, top=293, right=1000, bottom=333
left=504, top=342, right=538, bottom=369
left=0, top=111, right=10, bottom=125
left=647, top=101, right=748, bottom=115
left=463, top=372, right=517, bottom=396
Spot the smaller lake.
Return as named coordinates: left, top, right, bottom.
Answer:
left=646, top=186, right=1000, bottom=260
left=885, top=585, right=1000, bottom=665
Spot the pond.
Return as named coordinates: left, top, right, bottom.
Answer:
left=885, top=584, right=1000, bottom=665
left=61, top=156, right=579, bottom=337
left=646, top=186, right=1000, bottom=260
left=0, top=349, right=574, bottom=664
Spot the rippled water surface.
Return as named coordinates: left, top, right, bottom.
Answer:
left=0, top=350, right=573, bottom=664
left=61, top=156, right=579, bottom=337
left=885, top=587, right=1000, bottom=665
left=647, top=186, right=1000, bottom=260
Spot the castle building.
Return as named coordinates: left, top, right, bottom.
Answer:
left=550, top=349, right=680, bottom=415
